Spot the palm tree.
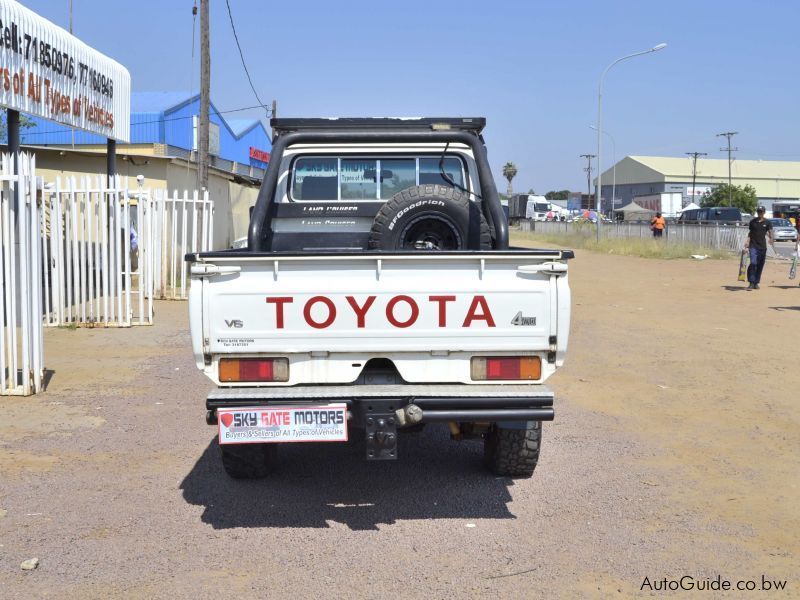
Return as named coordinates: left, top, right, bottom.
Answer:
left=502, top=162, right=518, bottom=197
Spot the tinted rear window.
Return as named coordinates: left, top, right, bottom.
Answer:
left=418, top=158, right=464, bottom=187
left=292, top=155, right=465, bottom=201
left=709, top=208, right=741, bottom=221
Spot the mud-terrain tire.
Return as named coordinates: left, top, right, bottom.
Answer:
left=483, top=421, right=542, bottom=478
left=219, top=442, right=277, bottom=479
left=368, top=184, right=492, bottom=250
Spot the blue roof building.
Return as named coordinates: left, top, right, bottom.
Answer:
left=19, top=91, right=272, bottom=178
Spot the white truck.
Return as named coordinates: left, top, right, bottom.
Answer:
left=524, top=196, right=568, bottom=221
left=188, top=118, right=572, bottom=479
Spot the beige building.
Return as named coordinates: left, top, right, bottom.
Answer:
left=20, top=143, right=261, bottom=248
left=598, top=156, right=800, bottom=212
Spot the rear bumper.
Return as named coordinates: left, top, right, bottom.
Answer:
left=206, top=384, right=555, bottom=424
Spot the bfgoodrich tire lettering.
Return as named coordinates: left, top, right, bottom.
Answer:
left=219, top=442, right=277, bottom=479
left=483, top=421, right=542, bottom=478
left=369, top=184, right=492, bottom=250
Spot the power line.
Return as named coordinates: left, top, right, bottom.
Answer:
left=685, top=151, right=707, bottom=206
left=580, top=154, right=596, bottom=202
left=187, top=1, right=198, bottom=188
left=198, top=0, right=210, bottom=188
left=225, top=0, right=267, bottom=114
left=716, top=131, right=738, bottom=206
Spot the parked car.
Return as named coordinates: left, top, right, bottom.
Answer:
left=678, top=206, right=743, bottom=225
left=769, top=218, right=798, bottom=242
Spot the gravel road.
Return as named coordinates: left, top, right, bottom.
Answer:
left=0, top=247, right=797, bottom=598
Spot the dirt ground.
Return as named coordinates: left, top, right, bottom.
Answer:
left=0, top=246, right=797, bottom=598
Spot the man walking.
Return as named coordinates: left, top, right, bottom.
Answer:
left=744, top=206, right=774, bottom=290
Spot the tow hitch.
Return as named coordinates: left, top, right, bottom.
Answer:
left=365, top=401, right=398, bottom=460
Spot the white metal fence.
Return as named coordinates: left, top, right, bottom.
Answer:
left=0, top=151, right=216, bottom=395
left=40, top=185, right=215, bottom=331
left=42, top=176, right=157, bottom=327
left=0, top=153, right=44, bottom=395
left=153, top=189, right=213, bottom=300
left=519, top=219, right=755, bottom=253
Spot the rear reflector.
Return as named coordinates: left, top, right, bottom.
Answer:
left=471, top=356, right=541, bottom=381
left=219, top=358, right=289, bottom=382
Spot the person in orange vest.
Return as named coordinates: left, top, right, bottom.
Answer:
left=650, top=212, right=666, bottom=238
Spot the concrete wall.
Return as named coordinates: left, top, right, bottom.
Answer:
left=34, top=150, right=168, bottom=190
left=166, top=162, right=233, bottom=249
left=229, top=183, right=260, bottom=243
left=603, top=181, right=782, bottom=213
left=601, top=182, right=667, bottom=209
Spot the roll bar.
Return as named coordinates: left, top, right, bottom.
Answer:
left=247, top=130, right=508, bottom=251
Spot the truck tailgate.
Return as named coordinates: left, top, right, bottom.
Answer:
left=190, top=251, right=570, bottom=362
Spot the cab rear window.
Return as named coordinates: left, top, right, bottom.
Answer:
left=292, top=156, right=465, bottom=201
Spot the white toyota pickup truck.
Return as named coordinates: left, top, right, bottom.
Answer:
left=188, top=117, right=572, bottom=479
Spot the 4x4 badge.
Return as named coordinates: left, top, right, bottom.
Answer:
left=511, top=312, right=536, bottom=326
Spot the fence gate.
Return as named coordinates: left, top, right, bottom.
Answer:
left=0, top=153, right=44, bottom=395
left=41, top=176, right=156, bottom=327
left=152, top=189, right=213, bottom=300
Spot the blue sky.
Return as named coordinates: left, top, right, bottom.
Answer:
left=21, top=0, right=800, bottom=193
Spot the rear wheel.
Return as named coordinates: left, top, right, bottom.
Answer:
left=483, top=421, right=542, bottom=478
left=219, top=443, right=277, bottom=479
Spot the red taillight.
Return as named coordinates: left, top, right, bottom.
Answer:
left=240, top=359, right=273, bottom=381
left=219, top=358, right=289, bottom=382
left=487, top=358, right=518, bottom=379
left=471, top=356, right=541, bottom=381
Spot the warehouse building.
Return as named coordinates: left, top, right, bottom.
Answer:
left=10, top=92, right=272, bottom=245
left=597, top=156, right=800, bottom=213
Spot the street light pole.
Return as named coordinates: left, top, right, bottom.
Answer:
left=596, top=43, right=667, bottom=241
left=591, top=125, right=616, bottom=220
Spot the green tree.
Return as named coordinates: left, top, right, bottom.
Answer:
left=502, top=162, right=517, bottom=197
left=545, top=189, right=570, bottom=201
left=700, top=184, right=758, bottom=214
left=0, top=109, right=36, bottom=143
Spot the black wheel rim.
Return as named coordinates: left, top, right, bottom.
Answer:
left=399, top=214, right=462, bottom=250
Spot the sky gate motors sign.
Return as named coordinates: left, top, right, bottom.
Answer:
left=0, top=0, right=130, bottom=141
left=218, top=404, right=348, bottom=444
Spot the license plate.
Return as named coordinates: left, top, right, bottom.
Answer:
left=218, top=404, right=348, bottom=445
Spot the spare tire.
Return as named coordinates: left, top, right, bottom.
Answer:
left=368, top=184, right=492, bottom=250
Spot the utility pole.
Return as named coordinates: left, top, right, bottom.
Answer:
left=716, top=132, right=738, bottom=206
left=198, top=0, right=210, bottom=189
left=272, top=99, right=277, bottom=119
left=580, top=154, right=596, bottom=209
left=685, top=151, right=707, bottom=207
